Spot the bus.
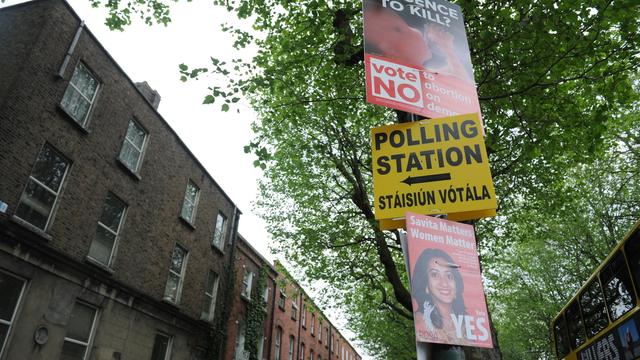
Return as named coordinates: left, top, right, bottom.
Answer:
left=552, top=219, right=640, bottom=360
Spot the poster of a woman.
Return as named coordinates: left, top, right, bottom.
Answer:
left=411, top=248, right=469, bottom=344
left=406, top=212, right=493, bottom=348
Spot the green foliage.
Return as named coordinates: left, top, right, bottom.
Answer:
left=96, top=0, right=640, bottom=357
left=479, top=109, right=640, bottom=359
left=89, top=0, right=177, bottom=30
left=245, top=266, right=269, bottom=360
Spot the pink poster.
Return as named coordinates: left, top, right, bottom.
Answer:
left=363, top=0, right=482, bottom=123
left=405, top=212, right=493, bottom=348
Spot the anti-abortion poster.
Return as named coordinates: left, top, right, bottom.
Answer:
left=405, top=212, right=493, bottom=348
left=363, top=0, right=482, bottom=123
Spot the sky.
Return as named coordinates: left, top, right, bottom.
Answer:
left=1, top=0, right=371, bottom=357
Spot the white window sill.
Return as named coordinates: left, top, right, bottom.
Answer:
left=199, top=313, right=214, bottom=323
left=178, top=215, right=196, bottom=230
left=211, top=243, right=225, bottom=255
left=162, top=297, right=181, bottom=307
left=116, top=158, right=142, bottom=181
left=10, top=215, right=53, bottom=241
left=57, top=105, right=90, bottom=134
left=84, top=256, right=115, bottom=274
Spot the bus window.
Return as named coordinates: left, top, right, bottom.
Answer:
left=553, top=315, right=571, bottom=359
left=579, top=279, right=609, bottom=338
left=601, top=250, right=636, bottom=321
left=624, top=229, right=640, bottom=294
left=565, top=300, right=586, bottom=349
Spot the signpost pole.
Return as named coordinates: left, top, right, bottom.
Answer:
left=363, top=1, right=496, bottom=356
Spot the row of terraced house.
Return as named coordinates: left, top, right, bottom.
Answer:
left=0, top=1, right=362, bottom=359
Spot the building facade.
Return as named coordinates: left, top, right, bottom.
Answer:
left=268, top=262, right=361, bottom=360
left=222, top=236, right=278, bottom=360
left=222, top=252, right=362, bottom=360
left=0, top=1, right=363, bottom=360
left=0, top=0, right=240, bottom=359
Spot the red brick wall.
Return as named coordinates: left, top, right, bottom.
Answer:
left=224, top=237, right=278, bottom=360
left=267, top=263, right=361, bottom=360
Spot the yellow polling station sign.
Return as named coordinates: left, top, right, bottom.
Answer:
left=371, top=113, right=497, bottom=221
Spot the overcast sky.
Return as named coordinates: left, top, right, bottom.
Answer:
left=1, top=0, right=372, bottom=357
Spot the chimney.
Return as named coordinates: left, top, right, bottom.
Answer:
left=135, top=81, right=161, bottom=110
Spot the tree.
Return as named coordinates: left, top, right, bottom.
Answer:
left=88, top=0, right=640, bottom=357
left=479, top=108, right=640, bottom=358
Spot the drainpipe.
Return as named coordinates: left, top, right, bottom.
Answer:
left=266, top=273, right=277, bottom=360
left=217, top=206, right=241, bottom=360
left=57, top=20, right=84, bottom=78
left=296, top=293, right=302, bottom=360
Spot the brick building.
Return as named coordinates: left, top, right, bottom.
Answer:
left=268, top=262, right=361, bottom=360
left=222, top=235, right=278, bottom=360
left=0, top=1, right=363, bottom=360
left=221, top=239, right=362, bottom=360
left=0, top=0, right=241, bottom=359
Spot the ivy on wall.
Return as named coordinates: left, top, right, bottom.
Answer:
left=245, top=265, right=268, bottom=360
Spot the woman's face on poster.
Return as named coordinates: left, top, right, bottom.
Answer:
left=426, top=257, right=456, bottom=304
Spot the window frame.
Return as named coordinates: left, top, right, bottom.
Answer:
left=275, top=327, right=283, bottom=360
left=578, top=278, right=609, bottom=338
left=278, top=289, right=286, bottom=310
left=211, top=212, right=228, bottom=250
left=15, top=144, right=71, bottom=231
left=234, top=322, right=247, bottom=360
left=60, top=301, right=99, bottom=360
left=87, top=192, right=127, bottom=268
left=180, top=180, right=200, bottom=225
left=118, top=118, right=148, bottom=174
left=151, top=332, right=173, bottom=360
left=310, top=314, right=315, bottom=336
left=262, top=286, right=270, bottom=306
left=553, top=315, right=570, bottom=359
left=565, top=299, right=585, bottom=350
left=600, top=250, right=636, bottom=322
left=0, top=270, right=27, bottom=358
left=291, top=300, right=298, bottom=321
left=241, top=270, right=253, bottom=300
left=625, top=230, right=640, bottom=290
left=60, top=62, right=100, bottom=127
left=257, top=334, right=265, bottom=360
left=301, top=304, right=306, bottom=328
left=164, top=243, right=189, bottom=304
left=288, top=335, right=295, bottom=360
left=201, top=270, right=220, bottom=322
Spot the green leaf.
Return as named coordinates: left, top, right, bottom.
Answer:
left=203, top=95, right=215, bottom=104
left=221, top=103, right=229, bottom=112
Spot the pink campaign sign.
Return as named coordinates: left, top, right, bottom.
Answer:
left=406, top=212, right=493, bottom=348
left=362, top=0, right=482, bottom=123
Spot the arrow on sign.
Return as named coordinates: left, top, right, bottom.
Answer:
left=401, top=173, right=452, bottom=185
